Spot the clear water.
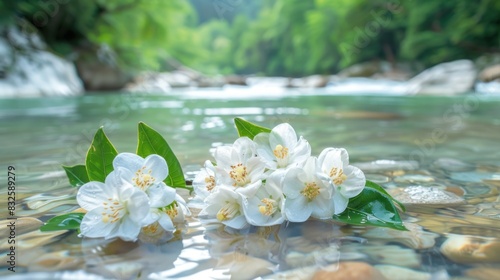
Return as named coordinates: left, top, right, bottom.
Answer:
left=1, top=90, right=500, bottom=279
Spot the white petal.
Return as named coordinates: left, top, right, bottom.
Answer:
left=332, top=193, right=349, bottom=214
left=143, top=154, right=169, bottom=182
left=269, top=123, right=298, bottom=150
left=108, top=217, right=141, bottom=241
left=214, top=146, right=233, bottom=169
left=79, top=208, right=116, bottom=238
left=77, top=182, right=114, bottom=211
left=158, top=213, right=175, bottom=232
left=310, top=197, right=334, bottom=219
left=223, top=215, right=248, bottom=229
left=318, top=148, right=343, bottom=173
left=254, top=133, right=277, bottom=169
left=147, top=183, right=176, bottom=208
left=282, top=168, right=306, bottom=199
left=113, top=152, right=144, bottom=172
left=125, top=188, right=150, bottom=222
left=340, top=165, right=366, bottom=198
left=289, top=137, right=311, bottom=167
left=236, top=180, right=262, bottom=198
left=233, top=137, right=256, bottom=161
left=105, top=167, right=135, bottom=188
left=284, top=196, right=311, bottom=222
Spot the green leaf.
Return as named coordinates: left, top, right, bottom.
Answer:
left=332, top=187, right=407, bottom=231
left=365, top=180, right=406, bottom=212
left=136, top=122, right=190, bottom=190
left=85, top=127, right=118, bottom=182
left=234, top=117, right=271, bottom=139
left=62, top=165, right=89, bottom=187
left=39, top=213, right=85, bottom=232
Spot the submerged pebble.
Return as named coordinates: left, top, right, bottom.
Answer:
left=374, top=265, right=433, bottom=280
left=440, top=234, right=500, bottom=264
left=312, top=262, right=387, bottom=280
left=388, top=186, right=465, bottom=208
left=393, top=174, right=435, bottom=183
left=0, top=217, right=43, bottom=236
left=362, top=223, right=439, bottom=250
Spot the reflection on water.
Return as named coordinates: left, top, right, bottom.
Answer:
left=1, top=91, right=500, bottom=279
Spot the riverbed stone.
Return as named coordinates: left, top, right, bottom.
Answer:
left=0, top=26, right=83, bottom=97
left=312, top=262, right=387, bottom=280
left=0, top=217, right=43, bottom=237
left=406, top=60, right=476, bottom=95
left=440, top=234, right=500, bottom=264
left=388, top=186, right=465, bottom=208
left=353, top=160, right=419, bottom=172
left=362, top=223, right=439, bottom=250
left=375, top=265, right=432, bottom=280
left=466, top=267, right=500, bottom=280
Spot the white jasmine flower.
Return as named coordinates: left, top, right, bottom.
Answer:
left=77, top=168, right=150, bottom=241
left=214, top=137, right=266, bottom=197
left=282, top=157, right=335, bottom=222
left=192, top=160, right=221, bottom=202
left=242, top=173, right=285, bottom=226
left=318, top=148, right=366, bottom=214
left=199, top=186, right=248, bottom=229
left=113, top=152, right=169, bottom=191
left=254, top=123, right=311, bottom=171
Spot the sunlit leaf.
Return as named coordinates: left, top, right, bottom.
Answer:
left=85, top=127, right=118, bottom=182
left=137, top=122, right=190, bottom=190
left=40, top=213, right=85, bottom=232
left=62, top=165, right=89, bottom=187
left=234, top=117, right=271, bottom=139
left=332, top=187, right=407, bottom=231
left=365, top=180, right=406, bottom=212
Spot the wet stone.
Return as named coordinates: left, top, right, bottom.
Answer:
left=433, top=158, right=474, bottom=172
left=393, top=175, right=435, bottom=184
left=375, top=265, right=432, bottom=280
left=388, top=186, right=465, bottom=209
left=465, top=267, right=500, bottom=280
left=312, top=262, right=387, bottom=280
left=440, top=234, right=500, bottom=264
left=353, top=160, right=419, bottom=172
left=362, top=223, right=439, bottom=250
left=0, top=217, right=43, bottom=236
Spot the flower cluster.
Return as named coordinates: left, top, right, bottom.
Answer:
left=76, top=153, right=187, bottom=241
left=192, top=123, right=366, bottom=229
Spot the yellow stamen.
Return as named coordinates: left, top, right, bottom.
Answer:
left=301, top=182, right=320, bottom=200
left=329, top=167, right=347, bottom=185
left=132, top=166, right=156, bottom=190
left=273, top=144, right=289, bottom=159
left=216, top=203, right=239, bottom=221
left=205, top=176, right=216, bottom=191
left=258, top=198, right=277, bottom=216
left=101, top=199, right=125, bottom=223
left=229, top=163, right=248, bottom=186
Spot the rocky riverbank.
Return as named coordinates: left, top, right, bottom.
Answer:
left=1, top=26, right=500, bottom=98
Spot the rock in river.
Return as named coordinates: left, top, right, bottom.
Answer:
left=388, top=186, right=465, bottom=209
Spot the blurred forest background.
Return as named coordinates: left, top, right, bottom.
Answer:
left=1, top=0, right=499, bottom=77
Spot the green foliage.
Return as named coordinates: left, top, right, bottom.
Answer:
left=40, top=213, right=85, bottom=232
left=332, top=184, right=407, bottom=231
left=85, top=127, right=118, bottom=182
left=137, top=122, right=189, bottom=190
left=62, top=165, right=89, bottom=187
left=4, top=0, right=499, bottom=75
left=234, top=118, right=271, bottom=139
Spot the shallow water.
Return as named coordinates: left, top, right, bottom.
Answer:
left=1, top=90, right=500, bottom=279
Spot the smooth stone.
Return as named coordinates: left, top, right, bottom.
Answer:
left=264, top=266, right=316, bottom=280
left=451, top=172, right=499, bottom=183
left=441, top=235, right=500, bottom=264
left=466, top=267, right=500, bottom=280
left=388, top=186, right=465, bottom=208
left=359, top=245, right=421, bottom=268
left=216, top=252, right=275, bottom=280
left=31, top=250, right=83, bottom=271
left=365, top=174, right=390, bottom=183
left=0, top=230, right=67, bottom=251
left=353, top=160, right=419, bottom=172
left=433, top=158, right=474, bottom=172
left=0, top=217, right=43, bottom=237
left=479, top=64, right=500, bottom=82
left=312, top=262, right=387, bottom=280
left=375, top=265, right=435, bottom=280
left=362, top=223, right=439, bottom=250
left=286, top=246, right=365, bottom=268
left=393, top=175, right=435, bottom=183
